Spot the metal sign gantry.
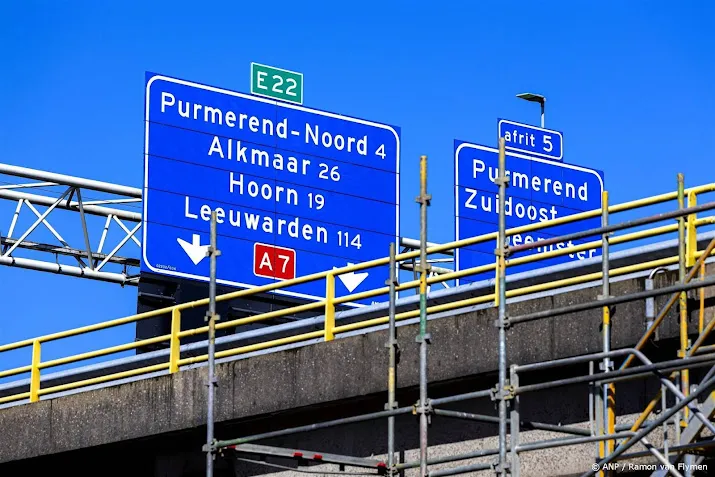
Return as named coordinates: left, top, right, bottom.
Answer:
left=0, top=163, right=142, bottom=286
left=0, top=163, right=453, bottom=291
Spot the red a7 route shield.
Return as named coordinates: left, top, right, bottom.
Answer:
left=253, top=243, right=296, bottom=280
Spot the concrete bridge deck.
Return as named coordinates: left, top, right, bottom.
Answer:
left=1, top=234, right=715, bottom=476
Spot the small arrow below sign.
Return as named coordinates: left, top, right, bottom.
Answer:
left=177, top=234, right=209, bottom=265
left=334, top=263, right=369, bottom=292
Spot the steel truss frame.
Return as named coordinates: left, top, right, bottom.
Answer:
left=0, top=163, right=143, bottom=286
left=208, top=147, right=715, bottom=477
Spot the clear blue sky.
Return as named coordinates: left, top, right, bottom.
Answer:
left=0, top=2, right=713, bottom=370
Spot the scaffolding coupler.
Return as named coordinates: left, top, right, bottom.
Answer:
left=414, top=261, right=432, bottom=274
left=492, top=460, right=510, bottom=474
left=494, top=314, right=512, bottom=330
left=202, top=439, right=218, bottom=454
left=415, top=192, right=432, bottom=207
left=495, top=174, right=510, bottom=189
left=493, top=246, right=512, bottom=260
left=385, top=339, right=401, bottom=362
left=413, top=398, right=434, bottom=424
left=416, top=332, right=432, bottom=345
left=491, top=384, right=515, bottom=402
left=598, top=360, right=614, bottom=372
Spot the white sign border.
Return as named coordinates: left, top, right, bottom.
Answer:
left=454, top=141, right=604, bottom=287
left=498, top=118, right=564, bottom=161
left=143, top=74, right=400, bottom=307
left=250, top=62, right=305, bottom=105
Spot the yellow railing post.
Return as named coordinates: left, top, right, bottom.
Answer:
left=325, top=273, right=335, bottom=341
left=686, top=190, right=697, bottom=267
left=30, top=339, right=41, bottom=403
left=699, top=261, right=705, bottom=334
left=169, top=308, right=181, bottom=373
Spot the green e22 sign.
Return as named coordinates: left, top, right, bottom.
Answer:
left=250, top=62, right=303, bottom=105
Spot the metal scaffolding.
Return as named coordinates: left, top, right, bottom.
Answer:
left=1, top=150, right=715, bottom=475
left=205, top=144, right=715, bottom=477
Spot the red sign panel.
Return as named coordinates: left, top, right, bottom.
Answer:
left=253, top=243, right=296, bottom=281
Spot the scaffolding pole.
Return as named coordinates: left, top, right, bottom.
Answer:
left=496, top=137, right=510, bottom=476
left=600, top=190, right=615, bottom=473
left=211, top=303, right=715, bottom=475
left=582, top=374, right=715, bottom=477
left=206, top=173, right=715, bottom=476
left=205, top=211, right=220, bottom=477
left=677, top=173, right=695, bottom=477
left=416, top=155, right=431, bottom=477
left=510, top=365, right=521, bottom=477
left=386, top=241, right=398, bottom=475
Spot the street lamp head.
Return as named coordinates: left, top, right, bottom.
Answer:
left=516, top=92, right=546, bottom=105
left=516, top=93, right=546, bottom=128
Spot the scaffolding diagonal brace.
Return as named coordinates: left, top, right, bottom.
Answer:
left=227, top=443, right=388, bottom=472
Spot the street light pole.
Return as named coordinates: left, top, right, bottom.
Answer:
left=516, top=92, right=546, bottom=128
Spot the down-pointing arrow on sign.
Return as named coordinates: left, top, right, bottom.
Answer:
left=177, top=234, right=209, bottom=265
left=334, top=264, right=369, bottom=293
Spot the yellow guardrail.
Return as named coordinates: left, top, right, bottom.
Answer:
left=1, top=183, right=714, bottom=405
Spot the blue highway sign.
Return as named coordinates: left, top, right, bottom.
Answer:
left=498, top=119, right=564, bottom=161
left=142, top=73, right=400, bottom=306
left=455, top=141, right=603, bottom=285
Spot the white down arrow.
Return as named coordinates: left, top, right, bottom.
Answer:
left=177, top=234, right=209, bottom=265
left=333, top=263, right=369, bottom=292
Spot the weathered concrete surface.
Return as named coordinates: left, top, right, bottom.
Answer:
left=1, top=264, right=714, bottom=475
left=0, top=376, right=705, bottom=477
